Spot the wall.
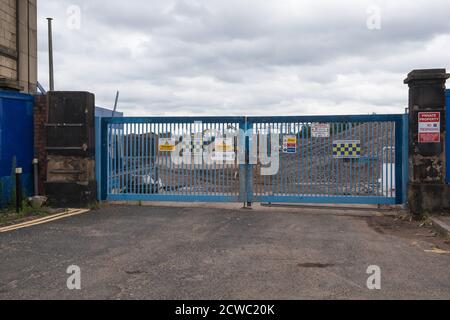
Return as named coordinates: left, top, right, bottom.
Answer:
left=34, top=97, right=121, bottom=204
left=34, top=93, right=47, bottom=195
left=0, top=90, right=34, bottom=207
left=0, top=0, right=17, bottom=82
left=0, top=0, right=37, bottom=93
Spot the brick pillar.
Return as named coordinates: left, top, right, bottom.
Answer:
left=34, top=93, right=48, bottom=195
left=404, top=69, right=450, bottom=216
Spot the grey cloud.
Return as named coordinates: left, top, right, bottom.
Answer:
left=36, top=0, right=450, bottom=116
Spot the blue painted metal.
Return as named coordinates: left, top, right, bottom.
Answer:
left=402, top=112, right=409, bottom=203
left=95, top=106, right=123, bottom=201
left=107, top=194, right=238, bottom=202
left=95, top=117, right=102, bottom=200
left=246, top=118, right=254, bottom=203
left=247, top=115, right=404, bottom=205
left=101, top=116, right=245, bottom=202
left=395, top=116, right=404, bottom=204
left=0, top=90, right=34, bottom=208
left=256, top=196, right=396, bottom=205
left=446, top=89, right=450, bottom=184
left=100, top=114, right=406, bottom=204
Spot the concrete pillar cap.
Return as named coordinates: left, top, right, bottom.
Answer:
left=404, top=69, right=450, bottom=84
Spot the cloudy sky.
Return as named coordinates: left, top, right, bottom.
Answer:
left=37, top=0, right=450, bottom=116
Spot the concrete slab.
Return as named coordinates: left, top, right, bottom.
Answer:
left=108, top=202, right=402, bottom=218
left=430, top=216, right=450, bottom=237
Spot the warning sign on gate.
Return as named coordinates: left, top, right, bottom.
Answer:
left=312, top=123, right=330, bottom=138
left=418, top=112, right=440, bottom=143
left=159, top=138, right=176, bottom=152
left=215, top=138, right=234, bottom=152
left=283, top=135, right=297, bottom=154
left=333, top=140, right=361, bottom=159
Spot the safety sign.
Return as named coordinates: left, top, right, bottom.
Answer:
left=159, top=138, right=176, bottom=152
left=333, top=140, right=361, bottom=159
left=215, top=138, right=234, bottom=152
left=213, top=138, right=236, bottom=161
left=283, top=135, right=297, bottom=154
left=312, top=123, right=330, bottom=138
left=418, top=112, right=440, bottom=143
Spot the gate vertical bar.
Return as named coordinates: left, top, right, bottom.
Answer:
left=402, top=112, right=409, bottom=205
left=95, top=117, right=102, bottom=200
left=239, top=118, right=247, bottom=203
left=100, top=118, right=108, bottom=201
left=247, top=120, right=254, bottom=205
left=395, top=118, right=404, bottom=204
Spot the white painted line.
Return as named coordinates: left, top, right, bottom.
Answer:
left=0, top=209, right=90, bottom=233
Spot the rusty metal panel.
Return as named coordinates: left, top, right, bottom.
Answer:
left=46, top=91, right=95, bottom=157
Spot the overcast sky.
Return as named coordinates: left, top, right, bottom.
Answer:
left=37, top=0, right=450, bottom=116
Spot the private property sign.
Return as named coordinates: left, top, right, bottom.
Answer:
left=418, top=112, right=440, bottom=143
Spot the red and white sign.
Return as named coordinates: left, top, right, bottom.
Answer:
left=418, top=112, right=440, bottom=143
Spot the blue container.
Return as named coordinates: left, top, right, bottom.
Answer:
left=0, top=90, right=34, bottom=208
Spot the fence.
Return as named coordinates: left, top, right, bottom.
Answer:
left=99, top=114, right=408, bottom=205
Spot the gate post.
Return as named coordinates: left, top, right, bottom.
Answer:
left=404, top=69, right=450, bottom=216
left=446, top=89, right=450, bottom=184
left=100, top=118, right=108, bottom=201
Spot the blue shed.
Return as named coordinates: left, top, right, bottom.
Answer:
left=0, top=90, right=34, bottom=208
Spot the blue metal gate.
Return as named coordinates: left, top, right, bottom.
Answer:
left=446, top=89, right=450, bottom=184
left=100, top=114, right=407, bottom=205
left=247, top=115, right=406, bottom=205
left=100, top=117, right=246, bottom=202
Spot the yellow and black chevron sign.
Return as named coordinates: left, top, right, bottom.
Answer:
left=333, top=140, right=361, bottom=158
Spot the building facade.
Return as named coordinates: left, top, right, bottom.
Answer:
left=0, top=0, right=37, bottom=93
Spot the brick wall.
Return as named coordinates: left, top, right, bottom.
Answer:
left=0, top=0, right=18, bottom=80
left=34, top=94, right=48, bottom=195
left=0, top=0, right=37, bottom=93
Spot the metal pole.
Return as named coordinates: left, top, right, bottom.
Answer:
left=47, top=18, right=54, bottom=91
left=15, top=168, right=23, bottom=213
left=33, top=158, right=39, bottom=196
left=113, top=91, right=120, bottom=117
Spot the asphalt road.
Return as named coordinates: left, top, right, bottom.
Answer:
left=0, top=205, right=449, bottom=300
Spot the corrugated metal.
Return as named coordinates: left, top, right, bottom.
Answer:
left=95, top=106, right=123, bottom=118
left=0, top=90, right=34, bottom=207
